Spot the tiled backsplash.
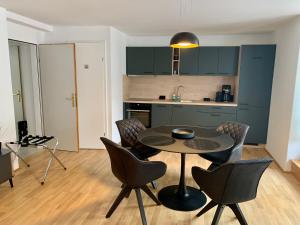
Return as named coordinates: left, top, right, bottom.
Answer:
left=124, top=75, right=237, bottom=101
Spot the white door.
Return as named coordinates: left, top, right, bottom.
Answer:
left=9, top=45, right=24, bottom=129
left=75, top=43, right=106, bottom=149
left=39, top=44, right=79, bottom=151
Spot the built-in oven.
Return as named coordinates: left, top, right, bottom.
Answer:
left=125, top=103, right=151, bottom=128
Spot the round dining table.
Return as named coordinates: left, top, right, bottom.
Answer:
left=138, top=125, right=234, bottom=212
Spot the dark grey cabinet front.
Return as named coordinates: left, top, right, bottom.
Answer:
left=218, top=47, right=240, bottom=75
left=151, top=104, right=172, bottom=127
left=126, top=47, right=154, bottom=75
left=154, top=47, right=172, bottom=75
left=171, top=105, right=199, bottom=125
left=179, top=48, right=199, bottom=75
left=198, top=47, right=219, bottom=75
left=237, top=106, right=269, bottom=144
left=238, top=45, right=276, bottom=107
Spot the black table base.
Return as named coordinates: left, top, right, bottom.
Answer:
left=158, top=185, right=207, bottom=211
left=158, top=153, right=207, bottom=211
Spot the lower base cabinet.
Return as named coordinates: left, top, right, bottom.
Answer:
left=152, top=104, right=237, bottom=129
left=151, top=104, right=172, bottom=127
left=129, top=103, right=268, bottom=144
left=237, top=106, right=269, bottom=144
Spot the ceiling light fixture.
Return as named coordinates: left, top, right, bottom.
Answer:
left=170, top=0, right=199, bottom=48
left=170, top=32, right=199, bottom=48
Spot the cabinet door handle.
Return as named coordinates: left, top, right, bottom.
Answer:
left=143, top=72, right=152, bottom=74
left=211, top=113, right=221, bottom=117
left=211, top=107, right=221, bottom=110
left=239, top=103, right=248, bottom=106
left=239, top=108, right=248, bottom=111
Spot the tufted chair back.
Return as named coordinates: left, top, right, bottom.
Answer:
left=116, top=119, right=146, bottom=148
left=216, top=121, right=249, bottom=162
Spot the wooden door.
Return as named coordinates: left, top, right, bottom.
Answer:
left=39, top=44, right=79, bottom=151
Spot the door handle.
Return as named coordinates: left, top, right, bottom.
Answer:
left=13, top=90, right=22, bottom=102
left=66, top=93, right=76, bottom=108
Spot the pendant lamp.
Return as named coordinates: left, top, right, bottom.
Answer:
left=170, top=32, right=199, bottom=48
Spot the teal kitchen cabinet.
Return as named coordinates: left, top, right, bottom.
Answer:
left=237, top=106, right=269, bottom=144
left=237, top=45, right=276, bottom=144
left=151, top=104, right=172, bottom=127
left=154, top=47, right=172, bottom=75
left=218, top=47, right=240, bottom=75
left=238, top=45, right=276, bottom=108
left=126, top=47, right=154, bottom=75
left=198, top=47, right=219, bottom=74
left=179, top=48, right=199, bottom=75
left=171, top=105, right=199, bottom=125
left=171, top=105, right=237, bottom=128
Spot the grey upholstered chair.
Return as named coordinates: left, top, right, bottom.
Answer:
left=116, top=118, right=161, bottom=188
left=100, top=137, right=166, bottom=225
left=199, top=121, right=249, bottom=170
left=192, top=158, right=272, bottom=225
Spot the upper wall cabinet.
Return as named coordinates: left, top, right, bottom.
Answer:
left=218, top=47, right=240, bottom=75
left=126, top=47, right=172, bottom=75
left=179, top=48, right=199, bottom=75
left=126, top=46, right=239, bottom=76
left=180, top=46, right=240, bottom=76
left=126, top=47, right=155, bottom=75
left=154, top=47, right=172, bottom=75
left=198, top=47, right=219, bottom=74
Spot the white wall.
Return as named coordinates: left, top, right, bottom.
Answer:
left=7, top=21, right=44, bottom=44
left=109, top=27, right=126, bottom=142
left=127, top=33, right=275, bottom=46
left=42, top=26, right=110, bottom=43
left=267, top=16, right=300, bottom=171
left=0, top=8, right=18, bottom=168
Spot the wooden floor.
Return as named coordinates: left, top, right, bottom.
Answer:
left=0, top=147, right=300, bottom=225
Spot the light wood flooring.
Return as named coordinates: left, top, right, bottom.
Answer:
left=0, top=147, right=300, bottom=225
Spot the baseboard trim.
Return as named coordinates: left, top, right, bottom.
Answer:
left=291, top=161, right=300, bottom=182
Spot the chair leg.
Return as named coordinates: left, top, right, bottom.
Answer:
left=196, top=200, right=217, bottom=217
left=9, top=178, right=13, bottom=188
left=151, top=180, right=158, bottom=189
left=141, top=185, right=161, bottom=205
left=211, top=204, right=225, bottom=225
left=207, top=163, right=219, bottom=171
left=106, top=186, right=131, bottom=218
left=135, top=188, right=148, bottom=225
left=126, top=189, right=132, bottom=198
left=228, top=204, right=248, bottom=225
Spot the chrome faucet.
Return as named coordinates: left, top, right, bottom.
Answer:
left=176, top=85, right=184, bottom=100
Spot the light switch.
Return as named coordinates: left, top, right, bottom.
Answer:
left=84, top=64, right=89, bottom=69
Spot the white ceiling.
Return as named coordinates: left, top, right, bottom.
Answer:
left=0, top=0, right=300, bottom=35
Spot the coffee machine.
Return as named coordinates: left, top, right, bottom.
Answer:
left=215, top=85, right=234, bottom=102
left=222, top=85, right=231, bottom=102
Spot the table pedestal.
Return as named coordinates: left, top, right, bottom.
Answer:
left=158, top=153, right=207, bottom=211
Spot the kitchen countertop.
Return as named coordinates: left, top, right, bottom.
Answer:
left=124, top=98, right=238, bottom=107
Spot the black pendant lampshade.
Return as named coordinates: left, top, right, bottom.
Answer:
left=170, top=32, right=199, bottom=48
